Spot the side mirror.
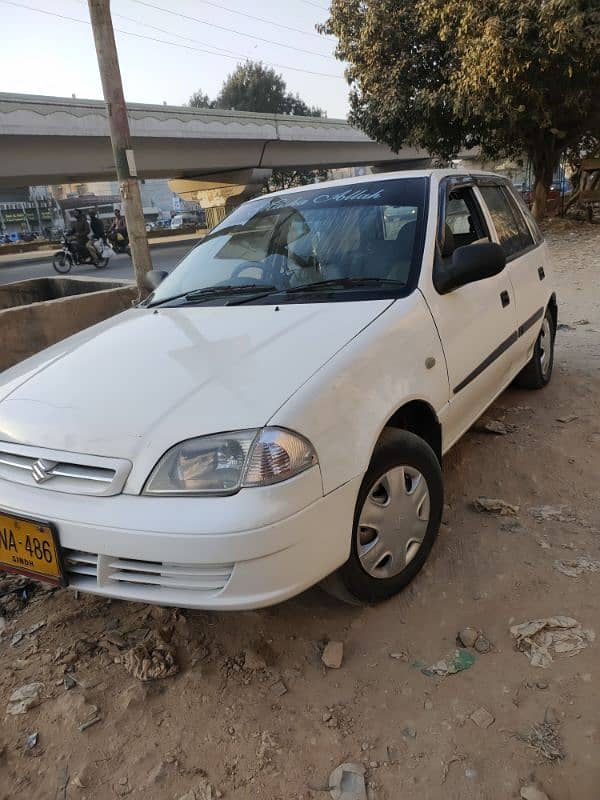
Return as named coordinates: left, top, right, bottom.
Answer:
left=143, top=270, right=168, bottom=291
left=434, top=242, right=506, bottom=294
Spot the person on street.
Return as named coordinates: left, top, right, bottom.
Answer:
left=108, top=209, right=128, bottom=244
left=70, top=209, right=99, bottom=265
left=89, top=209, right=105, bottom=243
left=107, top=208, right=129, bottom=252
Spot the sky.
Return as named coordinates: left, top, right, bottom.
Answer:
left=0, top=0, right=350, bottom=119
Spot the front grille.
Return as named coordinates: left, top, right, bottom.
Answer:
left=0, top=442, right=131, bottom=496
left=64, top=550, right=99, bottom=578
left=63, top=548, right=233, bottom=594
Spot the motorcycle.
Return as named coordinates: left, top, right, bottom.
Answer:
left=52, top=236, right=111, bottom=274
left=107, top=229, right=131, bottom=256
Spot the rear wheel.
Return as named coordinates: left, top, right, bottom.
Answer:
left=334, top=429, right=443, bottom=604
left=52, top=251, right=72, bottom=274
left=514, top=307, right=555, bottom=389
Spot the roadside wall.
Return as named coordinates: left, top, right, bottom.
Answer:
left=0, top=280, right=137, bottom=372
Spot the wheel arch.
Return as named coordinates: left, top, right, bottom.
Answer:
left=380, top=399, right=442, bottom=464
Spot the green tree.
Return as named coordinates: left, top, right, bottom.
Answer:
left=322, top=0, right=600, bottom=218
left=266, top=168, right=327, bottom=193
left=189, top=62, right=325, bottom=191
left=188, top=90, right=212, bottom=109
left=215, top=62, right=288, bottom=113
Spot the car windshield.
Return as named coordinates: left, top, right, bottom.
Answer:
left=150, top=177, right=428, bottom=305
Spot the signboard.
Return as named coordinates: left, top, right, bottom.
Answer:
left=1, top=209, right=26, bottom=223
left=0, top=205, right=54, bottom=225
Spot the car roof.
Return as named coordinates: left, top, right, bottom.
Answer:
left=246, top=168, right=504, bottom=203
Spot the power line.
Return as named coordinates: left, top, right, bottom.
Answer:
left=130, top=0, right=334, bottom=60
left=1, top=1, right=343, bottom=79
left=110, top=8, right=266, bottom=62
left=300, top=0, right=329, bottom=11
left=148, top=0, right=333, bottom=40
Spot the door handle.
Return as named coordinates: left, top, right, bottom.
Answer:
left=500, top=290, right=510, bottom=308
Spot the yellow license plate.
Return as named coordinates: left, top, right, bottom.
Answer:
left=0, top=511, right=64, bottom=585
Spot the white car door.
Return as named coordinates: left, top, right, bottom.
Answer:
left=477, top=181, right=548, bottom=369
left=420, top=178, right=519, bottom=450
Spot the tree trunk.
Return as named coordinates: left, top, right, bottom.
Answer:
left=531, top=179, right=549, bottom=221
left=530, top=139, right=562, bottom=222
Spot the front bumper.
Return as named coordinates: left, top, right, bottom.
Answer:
left=0, top=467, right=360, bottom=610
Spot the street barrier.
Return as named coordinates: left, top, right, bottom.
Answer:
left=0, top=277, right=137, bottom=372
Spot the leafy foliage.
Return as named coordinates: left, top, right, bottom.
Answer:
left=188, top=62, right=325, bottom=191
left=188, top=90, right=212, bottom=109
left=188, top=62, right=323, bottom=117
left=266, top=168, right=328, bottom=193
left=321, top=0, right=600, bottom=217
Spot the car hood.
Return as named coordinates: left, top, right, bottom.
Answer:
left=0, top=301, right=392, bottom=464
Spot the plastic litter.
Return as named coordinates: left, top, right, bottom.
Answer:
left=120, top=631, right=179, bottom=681
left=511, top=616, right=594, bottom=668
left=329, top=762, right=367, bottom=800
left=322, top=640, right=344, bottom=669
left=553, top=557, right=600, bottom=578
left=470, top=707, right=495, bottom=728
left=422, top=648, right=475, bottom=677
left=25, top=732, right=39, bottom=750
left=521, top=786, right=551, bottom=800
left=7, top=682, right=44, bottom=715
left=474, top=419, right=515, bottom=435
left=474, top=497, right=520, bottom=516
left=529, top=505, right=578, bottom=524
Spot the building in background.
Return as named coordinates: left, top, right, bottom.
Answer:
left=0, top=186, right=62, bottom=240
left=52, top=179, right=202, bottom=228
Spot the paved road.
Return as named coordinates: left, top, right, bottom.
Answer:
left=0, top=242, right=196, bottom=286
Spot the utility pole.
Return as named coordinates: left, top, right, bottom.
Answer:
left=87, top=0, right=152, bottom=291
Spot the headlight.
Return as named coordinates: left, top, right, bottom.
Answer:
left=143, top=428, right=318, bottom=496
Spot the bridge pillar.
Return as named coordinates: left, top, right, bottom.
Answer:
left=169, top=169, right=271, bottom=229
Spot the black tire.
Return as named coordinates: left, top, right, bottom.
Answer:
left=52, top=251, right=72, bottom=274
left=336, top=429, right=443, bottom=604
left=514, top=307, right=555, bottom=389
left=94, top=257, right=110, bottom=269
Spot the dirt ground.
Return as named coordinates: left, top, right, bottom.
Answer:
left=1, top=220, right=599, bottom=800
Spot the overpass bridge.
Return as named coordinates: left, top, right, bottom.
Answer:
left=0, top=92, right=432, bottom=189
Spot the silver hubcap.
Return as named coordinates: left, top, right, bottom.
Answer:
left=539, top=317, right=552, bottom=378
left=357, top=466, right=430, bottom=579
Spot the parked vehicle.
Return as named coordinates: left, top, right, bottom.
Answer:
left=170, top=212, right=204, bottom=230
left=52, top=235, right=110, bottom=273
left=0, top=170, right=556, bottom=610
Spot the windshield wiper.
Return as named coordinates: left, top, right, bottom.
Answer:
left=148, top=284, right=276, bottom=307
left=284, top=277, right=405, bottom=293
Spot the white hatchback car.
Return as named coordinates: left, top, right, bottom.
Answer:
left=0, top=170, right=556, bottom=609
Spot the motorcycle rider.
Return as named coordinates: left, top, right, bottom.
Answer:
left=108, top=208, right=128, bottom=249
left=70, top=210, right=99, bottom=266
left=89, top=209, right=105, bottom=243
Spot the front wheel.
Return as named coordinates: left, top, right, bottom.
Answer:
left=514, top=307, right=555, bottom=389
left=335, top=429, right=443, bottom=604
left=52, top=251, right=72, bottom=274
left=95, top=257, right=110, bottom=269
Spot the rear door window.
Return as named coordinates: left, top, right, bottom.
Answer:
left=479, top=186, right=524, bottom=258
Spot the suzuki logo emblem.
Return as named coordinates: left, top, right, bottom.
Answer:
left=31, top=458, right=58, bottom=484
